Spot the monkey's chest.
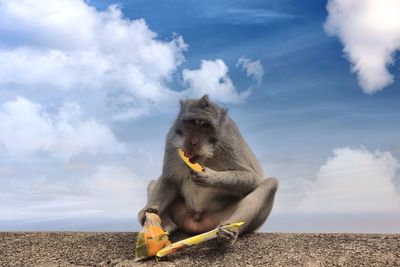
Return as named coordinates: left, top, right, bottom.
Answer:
left=180, top=179, right=228, bottom=213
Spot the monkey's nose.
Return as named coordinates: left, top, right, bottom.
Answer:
left=191, top=137, right=198, bottom=145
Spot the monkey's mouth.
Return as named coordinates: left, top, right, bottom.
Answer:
left=188, top=155, right=201, bottom=164
left=183, top=151, right=202, bottom=163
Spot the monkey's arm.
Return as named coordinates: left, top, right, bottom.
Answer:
left=138, top=178, right=178, bottom=225
left=191, top=168, right=259, bottom=198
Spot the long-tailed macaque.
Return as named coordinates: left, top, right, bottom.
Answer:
left=138, top=95, right=278, bottom=245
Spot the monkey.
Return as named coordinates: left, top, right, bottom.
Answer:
left=138, top=95, right=278, bottom=246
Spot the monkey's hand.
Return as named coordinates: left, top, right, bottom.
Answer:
left=216, top=222, right=239, bottom=247
left=189, top=167, right=216, bottom=187
left=137, top=205, right=159, bottom=226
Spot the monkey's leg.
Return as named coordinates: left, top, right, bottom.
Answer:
left=217, top=177, right=278, bottom=245
left=159, top=210, right=178, bottom=234
left=138, top=179, right=178, bottom=231
left=146, top=180, right=178, bottom=233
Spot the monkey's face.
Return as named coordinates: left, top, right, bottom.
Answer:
left=175, top=119, right=218, bottom=163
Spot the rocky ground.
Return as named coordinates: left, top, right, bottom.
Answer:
left=1, top=232, right=399, bottom=266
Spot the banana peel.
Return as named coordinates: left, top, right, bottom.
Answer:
left=135, top=212, right=171, bottom=261
left=177, top=148, right=203, bottom=173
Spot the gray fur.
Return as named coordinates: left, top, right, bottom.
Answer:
left=138, top=95, right=278, bottom=245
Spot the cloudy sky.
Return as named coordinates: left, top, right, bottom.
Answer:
left=0, top=0, right=400, bottom=233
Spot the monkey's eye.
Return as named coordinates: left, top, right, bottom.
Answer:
left=175, top=129, right=183, bottom=136
left=185, top=119, right=196, bottom=125
left=200, top=121, right=210, bottom=128
left=202, top=122, right=210, bottom=128
left=200, top=102, right=209, bottom=109
left=209, top=137, right=218, bottom=144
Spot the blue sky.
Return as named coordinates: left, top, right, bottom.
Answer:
left=0, top=0, right=400, bottom=232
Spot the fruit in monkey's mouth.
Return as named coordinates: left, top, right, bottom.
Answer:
left=188, top=155, right=200, bottom=164
left=178, top=149, right=203, bottom=173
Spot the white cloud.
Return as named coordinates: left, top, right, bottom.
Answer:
left=325, top=0, right=400, bottom=94
left=0, top=97, right=124, bottom=158
left=0, top=0, right=260, bottom=115
left=298, top=147, right=400, bottom=213
left=0, top=164, right=147, bottom=221
left=81, top=164, right=147, bottom=217
left=83, top=164, right=146, bottom=202
left=0, top=0, right=187, bottom=119
left=182, top=59, right=251, bottom=103
left=236, top=57, right=264, bottom=86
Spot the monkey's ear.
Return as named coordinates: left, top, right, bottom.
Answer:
left=219, top=108, right=228, bottom=126
left=180, top=99, right=186, bottom=108
left=200, top=94, right=209, bottom=102
left=199, top=94, right=210, bottom=109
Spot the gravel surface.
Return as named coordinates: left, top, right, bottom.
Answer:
left=1, top=232, right=399, bottom=266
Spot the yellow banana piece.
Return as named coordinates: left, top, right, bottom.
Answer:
left=178, top=149, right=203, bottom=173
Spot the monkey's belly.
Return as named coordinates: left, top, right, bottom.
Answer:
left=180, top=212, right=220, bottom=234
left=181, top=179, right=233, bottom=212
left=170, top=197, right=236, bottom=234
left=174, top=179, right=237, bottom=233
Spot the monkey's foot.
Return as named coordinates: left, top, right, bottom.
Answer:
left=163, top=222, right=178, bottom=235
left=216, top=224, right=239, bottom=247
